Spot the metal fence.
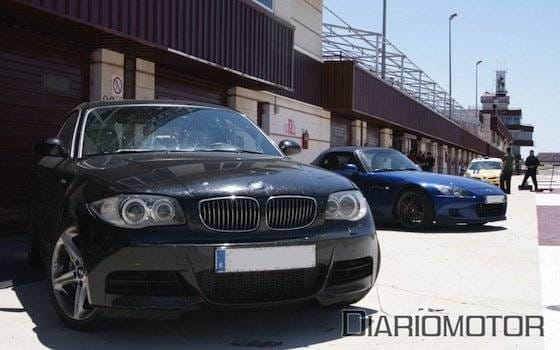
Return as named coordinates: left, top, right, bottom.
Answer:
left=322, top=6, right=481, bottom=137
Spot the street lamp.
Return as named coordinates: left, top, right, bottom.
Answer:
left=448, top=13, right=458, bottom=119
left=475, top=60, right=483, bottom=119
left=381, top=0, right=387, bottom=79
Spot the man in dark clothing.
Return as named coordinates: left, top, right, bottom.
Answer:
left=424, top=152, right=436, bottom=172
left=500, top=147, right=514, bottom=194
left=521, top=150, right=540, bottom=191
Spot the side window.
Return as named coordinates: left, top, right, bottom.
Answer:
left=57, top=111, right=79, bottom=156
left=321, top=152, right=358, bottom=171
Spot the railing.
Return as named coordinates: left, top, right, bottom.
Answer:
left=322, top=6, right=481, bottom=137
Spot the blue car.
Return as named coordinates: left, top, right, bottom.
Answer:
left=312, top=147, right=507, bottom=229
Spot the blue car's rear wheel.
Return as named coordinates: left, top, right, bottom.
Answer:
left=396, top=189, right=434, bottom=230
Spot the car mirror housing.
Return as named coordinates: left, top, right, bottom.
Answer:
left=35, top=137, right=67, bottom=157
left=342, top=163, right=359, bottom=175
left=278, top=140, right=301, bottom=156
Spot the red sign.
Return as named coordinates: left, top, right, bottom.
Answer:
left=285, top=119, right=296, bottom=136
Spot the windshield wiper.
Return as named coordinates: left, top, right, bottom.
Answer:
left=110, top=149, right=161, bottom=154
left=193, top=148, right=263, bottom=155
left=371, top=168, right=396, bottom=172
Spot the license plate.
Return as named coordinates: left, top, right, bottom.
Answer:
left=215, top=245, right=316, bottom=273
left=486, top=195, right=506, bottom=204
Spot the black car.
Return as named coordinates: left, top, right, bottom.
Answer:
left=29, top=100, right=380, bottom=330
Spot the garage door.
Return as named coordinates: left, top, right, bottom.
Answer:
left=330, top=116, right=351, bottom=147
left=155, top=66, right=226, bottom=105
left=0, top=31, right=87, bottom=235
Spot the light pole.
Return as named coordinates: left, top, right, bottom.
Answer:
left=475, top=60, right=483, bottom=119
left=381, top=0, right=387, bottom=79
left=448, top=13, right=457, bottom=119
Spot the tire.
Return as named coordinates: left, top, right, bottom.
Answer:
left=47, top=220, right=102, bottom=331
left=396, top=189, right=434, bottom=230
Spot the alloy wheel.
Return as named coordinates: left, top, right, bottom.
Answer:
left=398, top=192, right=425, bottom=228
left=51, top=228, right=96, bottom=321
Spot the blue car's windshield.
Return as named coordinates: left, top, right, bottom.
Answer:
left=359, top=149, right=419, bottom=172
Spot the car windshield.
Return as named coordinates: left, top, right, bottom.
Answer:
left=359, top=149, right=419, bottom=172
left=81, top=105, right=281, bottom=157
left=468, top=161, right=502, bottom=170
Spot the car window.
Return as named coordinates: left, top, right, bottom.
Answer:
left=468, top=161, right=502, bottom=170
left=81, top=106, right=281, bottom=157
left=57, top=111, right=79, bottom=155
left=359, top=149, right=418, bottom=172
left=320, top=152, right=358, bottom=171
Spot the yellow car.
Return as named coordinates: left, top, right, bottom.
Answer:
left=464, top=157, right=503, bottom=186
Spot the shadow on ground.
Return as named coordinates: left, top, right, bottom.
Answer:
left=0, top=235, right=376, bottom=349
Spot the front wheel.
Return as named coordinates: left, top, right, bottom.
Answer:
left=48, top=223, right=101, bottom=330
left=396, top=189, right=434, bottom=230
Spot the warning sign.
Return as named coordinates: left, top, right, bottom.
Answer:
left=112, top=75, right=123, bottom=97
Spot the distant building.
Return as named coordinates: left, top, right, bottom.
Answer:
left=537, top=153, right=560, bottom=167
left=480, top=70, right=534, bottom=172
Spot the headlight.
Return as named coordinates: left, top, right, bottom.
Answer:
left=88, top=195, right=186, bottom=228
left=434, top=184, right=473, bottom=198
left=325, top=190, right=368, bottom=221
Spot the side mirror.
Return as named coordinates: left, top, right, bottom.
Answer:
left=278, top=140, right=301, bottom=156
left=341, top=163, right=359, bottom=176
left=35, top=138, right=67, bottom=157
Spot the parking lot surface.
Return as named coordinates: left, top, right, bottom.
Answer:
left=0, top=176, right=550, bottom=349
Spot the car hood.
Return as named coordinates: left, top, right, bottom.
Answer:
left=375, top=170, right=501, bottom=190
left=77, top=152, right=355, bottom=200
left=466, top=169, right=501, bottom=177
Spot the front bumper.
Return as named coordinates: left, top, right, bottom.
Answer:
left=467, top=175, right=500, bottom=186
left=433, top=195, right=507, bottom=224
left=85, top=232, right=379, bottom=310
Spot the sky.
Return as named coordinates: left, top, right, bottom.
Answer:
left=325, top=0, right=560, bottom=156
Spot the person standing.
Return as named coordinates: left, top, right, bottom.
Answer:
left=424, top=152, right=435, bottom=172
left=500, top=147, right=514, bottom=194
left=521, top=150, right=540, bottom=191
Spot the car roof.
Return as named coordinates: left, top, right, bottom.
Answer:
left=472, top=157, right=502, bottom=162
left=77, top=99, right=233, bottom=111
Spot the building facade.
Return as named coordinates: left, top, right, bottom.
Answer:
left=480, top=70, right=534, bottom=171
left=0, top=0, right=503, bottom=234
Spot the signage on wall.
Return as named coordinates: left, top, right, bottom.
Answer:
left=284, top=118, right=297, bottom=137
left=102, top=74, right=124, bottom=100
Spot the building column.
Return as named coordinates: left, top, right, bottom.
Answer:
left=449, top=147, right=456, bottom=175
left=135, top=58, right=155, bottom=99
left=431, top=141, right=439, bottom=173
left=227, top=87, right=258, bottom=123
left=90, top=48, right=124, bottom=101
left=420, top=138, right=430, bottom=154
left=457, top=149, right=463, bottom=175
left=402, top=133, right=416, bottom=156
left=380, top=128, right=393, bottom=148
left=441, top=144, right=448, bottom=174
left=350, top=120, right=365, bottom=146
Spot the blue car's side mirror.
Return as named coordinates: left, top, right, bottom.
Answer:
left=341, top=163, right=359, bottom=176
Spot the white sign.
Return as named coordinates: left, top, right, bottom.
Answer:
left=111, top=75, right=123, bottom=97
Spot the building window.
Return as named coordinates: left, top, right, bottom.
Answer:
left=253, top=0, right=273, bottom=11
